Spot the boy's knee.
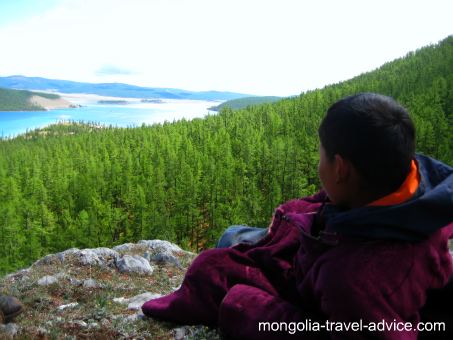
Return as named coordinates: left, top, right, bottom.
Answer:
left=217, top=225, right=268, bottom=248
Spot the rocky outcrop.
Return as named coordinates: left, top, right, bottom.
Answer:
left=0, top=240, right=219, bottom=339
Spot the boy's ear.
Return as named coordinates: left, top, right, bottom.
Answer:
left=333, top=154, right=350, bottom=183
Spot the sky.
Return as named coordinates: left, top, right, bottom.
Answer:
left=0, top=0, right=451, bottom=96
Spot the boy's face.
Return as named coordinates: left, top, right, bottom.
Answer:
left=318, top=144, right=365, bottom=208
left=318, top=144, right=335, bottom=202
left=318, top=144, right=346, bottom=206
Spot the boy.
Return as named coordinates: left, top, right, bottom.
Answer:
left=143, top=93, right=453, bottom=339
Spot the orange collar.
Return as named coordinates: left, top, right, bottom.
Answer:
left=368, top=159, right=420, bottom=207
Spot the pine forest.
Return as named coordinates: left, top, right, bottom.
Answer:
left=0, top=37, right=451, bottom=275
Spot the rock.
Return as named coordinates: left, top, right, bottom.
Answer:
left=37, top=272, right=66, bottom=285
left=149, top=253, right=182, bottom=268
left=78, top=249, right=103, bottom=266
left=138, top=240, right=188, bottom=256
left=90, top=247, right=119, bottom=259
left=5, top=268, right=31, bottom=281
left=69, top=277, right=82, bottom=286
left=71, top=320, right=87, bottom=328
left=57, top=302, right=79, bottom=311
left=113, top=292, right=162, bottom=310
left=113, top=243, right=137, bottom=252
left=174, top=326, right=190, bottom=340
left=73, top=247, right=119, bottom=267
left=116, top=255, right=153, bottom=275
left=34, top=253, right=59, bottom=266
left=83, top=278, right=101, bottom=288
left=20, top=275, right=30, bottom=282
left=37, top=275, right=59, bottom=286
left=113, top=297, right=127, bottom=304
left=127, top=293, right=161, bottom=310
left=56, top=248, right=80, bottom=262
left=126, top=311, right=146, bottom=322
left=0, top=323, right=19, bottom=338
left=34, top=248, right=80, bottom=266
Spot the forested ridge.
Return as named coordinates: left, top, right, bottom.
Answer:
left=0, top=37, right=451, bottom=275
left=209, top=96, right=282, bottom=111
left=0, top=88, right=60, bottom=111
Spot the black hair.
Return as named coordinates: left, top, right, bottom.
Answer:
left=318, top=93, right=416, bottom=197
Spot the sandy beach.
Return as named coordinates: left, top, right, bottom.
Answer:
left=29, top=95, right=75, bottom=110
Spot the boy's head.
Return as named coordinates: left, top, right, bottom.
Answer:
left=318, top=93, right=416, bottom=208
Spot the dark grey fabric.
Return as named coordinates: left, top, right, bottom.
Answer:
left=216, top=225, right=268, bottom=248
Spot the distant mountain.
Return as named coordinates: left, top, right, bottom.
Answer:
left=0, top=76, right=252, bottom=101
left=209, top=96, right=282, bottom=111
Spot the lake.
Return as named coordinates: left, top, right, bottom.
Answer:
left=0, top=96, right=219, bottom=138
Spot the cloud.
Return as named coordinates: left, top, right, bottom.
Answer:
left=0, top=0, right=452, bottom=95
left=0, top=0, right=59, bottom=27
left=95, top=65, right=136, bottom=76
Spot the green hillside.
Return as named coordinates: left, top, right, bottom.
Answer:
left=0, top=36, right=452, bottom=275
left=0, top=87, right=60, bottom=111
left=209, top=96, right=282, bottom=111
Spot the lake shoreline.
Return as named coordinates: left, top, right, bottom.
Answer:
left=0, top=98, right=222, bottom=138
